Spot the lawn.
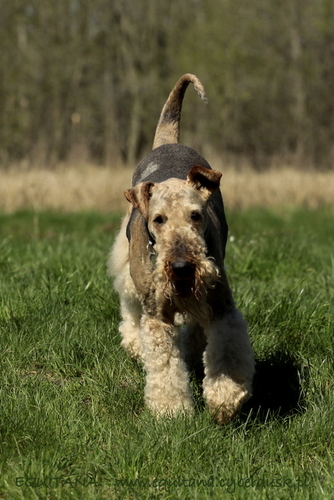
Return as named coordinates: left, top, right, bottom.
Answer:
left=0, top=208, right=333, bottom=499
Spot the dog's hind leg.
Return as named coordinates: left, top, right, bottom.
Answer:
left=109, top=214, right=143, bottom=359
left=180, top=321, right=207, bottom=377
left=117, top=295, right=143, bottom=359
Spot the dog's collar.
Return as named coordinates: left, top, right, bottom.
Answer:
left=147, top=238, right=156, bottom=256
left=146, top=223, right=156, bottom=259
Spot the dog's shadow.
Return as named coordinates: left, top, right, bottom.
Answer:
left=240, top=353, right=307, bottom=422
left=191, top=352, right=307, bottom=422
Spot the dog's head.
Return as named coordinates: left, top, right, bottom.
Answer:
left=124, top=166, right=221, bottom=299
left=125, top=165, right=221, bottom=220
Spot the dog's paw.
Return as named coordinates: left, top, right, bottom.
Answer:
left=146, top=398, right=195, bottom=418
left=145, top=387, right=194, bottom=417
left=203, top=374, right=251, bottom=424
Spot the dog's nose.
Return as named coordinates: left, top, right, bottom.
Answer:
left=171, top=260, right=194, bottom=279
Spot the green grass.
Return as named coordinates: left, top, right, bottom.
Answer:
left=0, top=208, right=333, bottom=499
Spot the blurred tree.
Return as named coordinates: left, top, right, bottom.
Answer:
left=0, top=0, right=333, bottom=168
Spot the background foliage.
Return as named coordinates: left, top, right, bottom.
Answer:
left=1, top=0, right=334, bottom=169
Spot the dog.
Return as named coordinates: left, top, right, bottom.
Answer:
left=109, top=74, right=254, bottom=423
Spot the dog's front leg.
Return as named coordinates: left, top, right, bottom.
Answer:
left=202, top=310, right=254, bottom=424
left=140, top=316, right=194, bottom=416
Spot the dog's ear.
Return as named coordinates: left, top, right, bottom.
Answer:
left=187, top=165, right=222, bottom=201
left=124, top=182, right=154, bottom=219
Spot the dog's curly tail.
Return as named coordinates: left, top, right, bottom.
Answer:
left=152, top=73, right=207, bottom=150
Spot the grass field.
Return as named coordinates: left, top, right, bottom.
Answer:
left=0, top=208, right=333, bottom=499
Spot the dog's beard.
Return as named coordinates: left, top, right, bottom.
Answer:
left=152, top=232, right=220, bottom=317
left=171, top=277, right=195, bottom=299
left=160, top=256, right=220, bottom=302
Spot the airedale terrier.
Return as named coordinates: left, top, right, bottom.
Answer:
left=109, top=74, right=254, bottom=423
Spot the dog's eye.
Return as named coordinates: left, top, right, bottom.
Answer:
left=190, top=211, right=202, bottom=222
left=153, top=215, right=166, bottom=225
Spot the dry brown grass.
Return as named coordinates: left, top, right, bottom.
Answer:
left=0, top=162, right=333, bottom=213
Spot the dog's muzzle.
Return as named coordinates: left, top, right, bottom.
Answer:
left=170, top=259, right=195, bottom=298
left=171, top=260, right=194, bottom=279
